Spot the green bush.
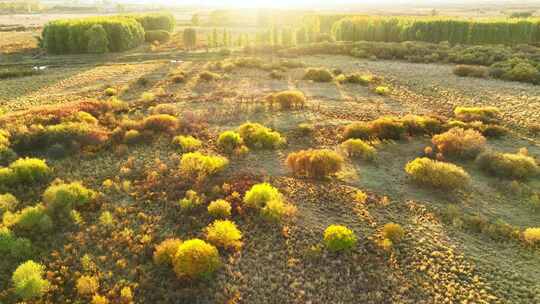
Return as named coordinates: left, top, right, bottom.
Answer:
left=323, top=225, right=357, bottom=252
left=405, top=157, right=470, bottom=190
left=432, top=128, right=486, bottom=159
left=0, top=193, right=18, bottom=215
left=0, top=158, right=51, bottom=186
left=490, top=57, right=540, bottom=83
left=0, top=227, right=33, bottom=260
left=130, top=12, right=175, bottom=32
left=172, top=135, right=202, bottom=152
left=179, top=152, right=229, bottom=182
left=5, top=205, right=53, bottom=234
left=286, top=149, right=344, bottom=179
left=145, top=30, right=171, bottom=43
left=341, top=139, right=376, bottom=160
left=243, top=183, right=283, bottom=209
left=12, top=260, right=50, bottom=300
left=205, top=220, right=243, bottom=250
left=86, top=24, right=109, bottom=53
left=217, top=131, right=243, bottom=154
left=172, top=239, right=221, bottom=280
left=303, top=68, right=333, bottom=82
left=42, top=16, right=144, bottom=54
left=453, top=65, right=488, bottom=78
left=43, top=182, right=96, bottom=218
left=207, top=199, right=232, bottom=218
left=476, top=150, right=538, bottom=180
left=238, top=122, right=285, bottom=149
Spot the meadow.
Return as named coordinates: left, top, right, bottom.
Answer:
left=0, top=8, right=539, bottom=304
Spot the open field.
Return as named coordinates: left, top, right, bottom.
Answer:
left=0, top=8, right=540, bottom=304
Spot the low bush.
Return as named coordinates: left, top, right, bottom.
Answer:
left=179, top=152, right=229, bottom=182
left=323, top=225, right=357, bottom=252
left=341, top=139, right=376, bottom=160
left=286, top=149, right=344, bottom=179
left=1, top=158, right=51, bottom=185
left=104, top=88, right=117, bottom=96
left=260, top=199, right=296, bottom=223
left=269, top=90, right=306, bottom=109
left=405, top=157, right=470, bottom=190
left=374, top=86, right=390, bottom=95
left=454, top=106, right=500, bottom=123
left=476, top=150, right=538, bottom=180
left=153, top=238, right=183, bottom=265
left=207, top=199, right=232, bottom=218
left=297, top=123, right=314, bottom=135
left=381, top=223, right=405, bottom=243
left=142, top=114, right=179, bottom=133
left=43, top=182, right=96, bottom=218
left=217, top=131, right=244, bottom=154
left=401, top=115, right=443, bottom=135
left=339, top=73, right=372, bottom=85
left=238, top=122, right=285, bottom=149
left=523, top=228, right=540, bottom=245
left=172, top=135, right=202, bottom=152
left=243, top=183, right=283, bottom=209
left=199, top=71, right=221, bottom=81
left=432, top=128, right=486, bottom=159
left=12, top=260, right=49, bottom=300
left=490, top=57, right=540, bottom=84
left=151, top=104, right=177, bottom=115
left=303, top=68, right=333, bottom=82
left=205, top=220, right=243, bottom=250
left=145, top=30, right=171, bottom=43
left=453, top=65, right=489, bottom=78
left=179, top=190, right=203, bottom=211
left=172, top=239, right=221, bottom=280
left=76, top=275, right=99, bottom=296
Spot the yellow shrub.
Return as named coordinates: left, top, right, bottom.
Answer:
left=405, top=157, right=470, bottom=190
left=286, top=149, right=344, bottom=178
left=172, top=239, right=221, bottom=280
left=341, top=139, right=376, bottom=160
left=205, top=220, right=243, bottom=250
left=76, top=275, right=99, bottom=296
left=432, top=128, right=486, bottom=159
left=381, top=223, right=405, bottom=243
left=323, top=225, right=357, bottom=252
left=523, top=228, right=540, bottom=245
left=207, top=199, right=232, bottom=218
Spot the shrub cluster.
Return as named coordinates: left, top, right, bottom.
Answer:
left=344, top=117, right=406, bottom=140
left=476, top=150, right=538, bottom=180
left=179, top=190, right=203, bottom=211
left=217, top=131, right=244, bottom=154
left=432, top=128, right=486, bottom=159
left=0, top=227, right=33, bottom=260
left=286, top=149, right=344, bottom=179
left=3, top=204, right=53, bottom=234
left=405, top=157, right=470, bottom=190
left=323, top=225, right=357, bottom=252
left=145, top=30, right=171, bottom=43
left=129, top=13, right=175, bottom=32
left=153, top=238, right=183, bottom=265
left=142, top=114, right=179, bottom=133
left=381, top=223, right=405, bottom=244
left=243, top=183, right=295, bottom=222
left=490, top=57, right=540, bottom=84
left=237, top=122, right=285, bottom=149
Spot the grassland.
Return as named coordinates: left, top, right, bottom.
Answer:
left=0, top=13, right=539, bottom=304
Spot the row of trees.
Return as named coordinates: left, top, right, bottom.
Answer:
left=41, top=13, right=174, bottom=54
left=331, top=16, right=540, bottom=45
